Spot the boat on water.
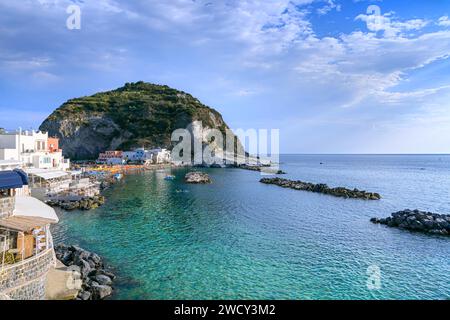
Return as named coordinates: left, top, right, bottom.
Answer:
left=164, top=175, right=175, bottom=181
left=114, top=173, right=123, bottom=180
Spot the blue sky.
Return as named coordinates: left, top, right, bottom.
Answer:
left=1, top=0, right=450, bottom=153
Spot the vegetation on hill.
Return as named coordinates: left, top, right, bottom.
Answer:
left=40, top=82, right=236, bottom=159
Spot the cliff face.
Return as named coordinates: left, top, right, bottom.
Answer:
left=40, top=82, right=243, bottom=160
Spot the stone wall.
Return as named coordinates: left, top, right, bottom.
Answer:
left=0, top=248, right=55, bottom=300
left=6, top=275, right=47, bottom=300
left=0, top=196, right=15, bottom=219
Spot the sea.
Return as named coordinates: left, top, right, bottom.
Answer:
left=52, top=155, right=450, bottom=300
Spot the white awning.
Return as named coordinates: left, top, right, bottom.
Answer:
left=26, top=169, right=70, bottom=180
left=0, top=196, right=59, bottom=231
left=0, top=160, right=22, bottom=167
left=14, top=196, right=59, bottom=223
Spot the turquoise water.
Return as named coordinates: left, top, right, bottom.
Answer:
left=52, top=155, right=450, bottom=300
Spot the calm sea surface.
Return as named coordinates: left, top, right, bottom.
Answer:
left=52, top=155, right=450, bottom=300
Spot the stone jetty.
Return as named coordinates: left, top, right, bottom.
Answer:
left=55, top=244, right=115, bottom=300
left=260, top=177, right=381, bottom=200
left=185, top=172, right=212, bottom=184
left=46, top=195, right=106, bottom=211
left=371, top=210, right=450, bottom=236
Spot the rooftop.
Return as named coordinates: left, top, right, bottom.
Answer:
left=25, top=168, right=70, bottom=180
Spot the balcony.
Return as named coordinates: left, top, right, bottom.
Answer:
left=0, top=197, right=15, bottom=219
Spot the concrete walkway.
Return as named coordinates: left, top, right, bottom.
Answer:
left=45, top=260, right=80, bottom=300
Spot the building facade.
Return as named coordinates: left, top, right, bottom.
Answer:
left=99, top=148, right=172, bottom=165
left=97, top=151, right=124, bottom=165
left=148, top=148, right=171, bottom=164
left=0, top=130, right=70, bottom=171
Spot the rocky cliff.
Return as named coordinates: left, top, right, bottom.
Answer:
left=40, top=82, right=243, bottom=160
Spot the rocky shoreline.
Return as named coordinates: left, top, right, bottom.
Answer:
left=46, top=195, right=106, bottom=211
left=260, top=177, right=381, bottom=200
left=55, top=244, right=116, bottom=300
left=371, top=210, right=450, bottom=236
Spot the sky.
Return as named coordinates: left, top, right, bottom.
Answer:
left=1, top=0, right=450, bottom=153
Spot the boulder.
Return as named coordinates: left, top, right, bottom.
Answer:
left=91, top=284, right=112, bottom=300
left=79, top=259, right=91, bottom=279
left=95, top=274, right=113, bottom=286
left=185, top=172, right=212, bottom=184
left=78, top=290, right=91, bottom=301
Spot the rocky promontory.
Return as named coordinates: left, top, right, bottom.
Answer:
left=185, top=172, right=212, bottom=184
left=39, top=81, right=244, bottom=160
left=55, top=244, right=115, bottom=300
left=260, top=177, right=381, bottom=200
left=371, top=210, right=450, bottom=236
left=46, top=195, right=105, bottom=211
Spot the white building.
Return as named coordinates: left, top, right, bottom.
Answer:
left=148, top=148, right=171, bottom=164
left=0, top=130, right=70, bottom=171
left=25, top=168, right=72, bottom=199
left=122, top=148, right=171, bottom=164
left=106, top=158, right=125, bottom=165
left=123, top=148, right=147, bottom=162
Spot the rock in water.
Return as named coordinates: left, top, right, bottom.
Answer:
left=185, top=172, right=212, bottom=184
left=39, top=81, right=245, bottom=160
left=46, top=195, right=106, bottom=211
left=91, top=284, right=112, bottom=300
left=371, top=210, right=450, bottom=236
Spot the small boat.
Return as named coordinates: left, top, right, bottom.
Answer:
left=114, top=173, right=123, bottom=180
left=164, top=175, right=175, bottom=181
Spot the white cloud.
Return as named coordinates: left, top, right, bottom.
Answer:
left=438, top=16, right=450, bottom=27
left=0, top=55, right=52, bottom=71
left=2, top=0, right=450, bottom=152
left=317, top=0, right=341, bottom=16
left=355, top=12, right=429, bottom=38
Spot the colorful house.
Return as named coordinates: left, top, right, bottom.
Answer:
left=97, top=151, right=125, bottom=165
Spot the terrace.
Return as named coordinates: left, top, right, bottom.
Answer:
left=0, top=195, right=59, bottom=292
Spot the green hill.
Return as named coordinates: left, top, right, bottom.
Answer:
left=40, top=81, right=241, bottom=160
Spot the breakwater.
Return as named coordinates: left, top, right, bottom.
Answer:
left=260, top=177, right=381, bottom=200
left=46, top=195, right=106, bottom=211
left=371, top=210, right=450, bottom=236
